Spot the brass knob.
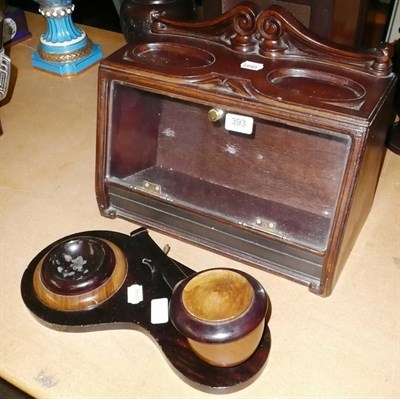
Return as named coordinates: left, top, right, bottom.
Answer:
left=207, top=108, right=224, bottom=122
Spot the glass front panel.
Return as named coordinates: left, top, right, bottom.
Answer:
left=107, top=82, right=351, bottom=252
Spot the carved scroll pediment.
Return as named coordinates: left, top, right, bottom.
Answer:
left=150, top=2, right=393, bottom=77
left=255, top=6, right=392, bottom=76
left=152, top=1, right=260, bottom=53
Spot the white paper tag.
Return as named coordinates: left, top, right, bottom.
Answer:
left=127, top=284, right=143, bottom=305
left=151, top=298, right=169, bottom=324
left=240, top=61, right=264, bottom=71
left=225, top=113, right=254, bottom=135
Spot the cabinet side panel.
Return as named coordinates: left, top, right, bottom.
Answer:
left=323, top=91, right=396, bottom=295
left=109, top=83, right=161, bottom=178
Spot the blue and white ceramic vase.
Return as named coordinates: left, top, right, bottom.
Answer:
left=32, top=0, right=102, bottom=75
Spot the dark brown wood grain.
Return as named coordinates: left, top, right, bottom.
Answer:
left=201, top=0, right=370, bottom=48
left=95, top=3, right=396, bottom=296
left=202, top=0, right=335, bottom=40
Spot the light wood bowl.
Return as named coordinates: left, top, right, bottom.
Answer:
left=170, top=268, right=268, bottom=367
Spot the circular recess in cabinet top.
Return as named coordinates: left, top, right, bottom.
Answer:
left=267, top=68, right=365, bottom=100
left=133, top=42, right=216, bottom=68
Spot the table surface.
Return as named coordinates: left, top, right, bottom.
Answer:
left=1, top=12, right=399, bottom=399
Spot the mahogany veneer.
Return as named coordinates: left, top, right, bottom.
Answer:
left=95, top=3, right=397, bottom=296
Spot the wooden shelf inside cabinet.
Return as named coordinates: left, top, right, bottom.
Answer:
left=95, top=3, right=397, bottom=296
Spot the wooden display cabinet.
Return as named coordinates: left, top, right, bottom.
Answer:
left=95, top=3, right=396, bottom=296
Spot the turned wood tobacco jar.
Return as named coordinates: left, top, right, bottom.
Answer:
left=169, top=268, right=268, bottom=367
